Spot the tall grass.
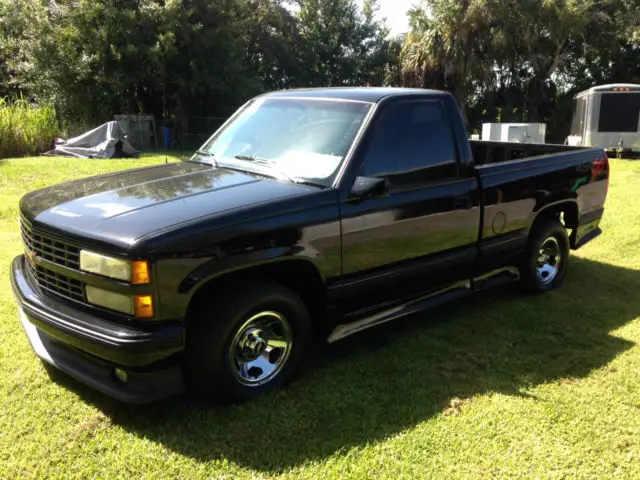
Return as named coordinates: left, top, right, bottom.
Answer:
left=0, top=97, right=58, bottom=159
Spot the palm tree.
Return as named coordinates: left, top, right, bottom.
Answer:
left=400, top=0, right=497, bottom=122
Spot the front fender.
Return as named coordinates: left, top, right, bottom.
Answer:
left=153, top=224, right=341, bottom=321
left=178, top=244, right=324, bottom=294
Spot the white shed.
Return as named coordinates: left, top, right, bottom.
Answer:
left=482, top=123, right=547, bottom=144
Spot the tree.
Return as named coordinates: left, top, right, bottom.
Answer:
left=401, top=0, right=634, bottom=137
left=0, top=0, right=37, bottom=98
left=295, top=0, right=391, bottom=87
left=16, top=0, right=275, bottom=126
left=7, top=0, right=391, bottom=133
left=401, top=0, right=500, bottom=121
left=243, top=0, right=301, bottom=91
left=514, top=0, right=616, bottom=121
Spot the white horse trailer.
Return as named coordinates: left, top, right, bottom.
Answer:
left=567, top=83, right=640, bottom=156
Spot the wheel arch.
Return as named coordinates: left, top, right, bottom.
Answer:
left=531, top=200, right=579, bottom=231
left=185, top=258, right=327, bottom=333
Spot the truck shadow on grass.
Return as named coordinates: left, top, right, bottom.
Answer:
left=48, top=256, right=639, bottom=472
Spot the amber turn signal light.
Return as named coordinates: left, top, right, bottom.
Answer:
left=134, top=294, right=154, bottom=318
left=131, top=260, right=150, bottom=284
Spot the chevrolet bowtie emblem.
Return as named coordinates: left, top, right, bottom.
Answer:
left=27, top=250, right=38, bottom=264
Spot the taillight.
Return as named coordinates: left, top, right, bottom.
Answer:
left=592, top=152, right=610, bottom=191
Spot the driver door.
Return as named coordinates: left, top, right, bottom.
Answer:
left=336, top=98, right=480, bottom=313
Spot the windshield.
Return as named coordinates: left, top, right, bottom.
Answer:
left=197, top=97, right=373, bottom=186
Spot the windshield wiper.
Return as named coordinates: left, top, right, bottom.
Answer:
left=233, top=154, right=299, bottom=184
left=233, top=154, right=273, bottom=164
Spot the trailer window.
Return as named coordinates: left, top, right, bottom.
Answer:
left=597, top=93, right=640, bottom=133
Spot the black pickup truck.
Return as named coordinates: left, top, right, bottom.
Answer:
left=10, top=88, right=609, bottom=403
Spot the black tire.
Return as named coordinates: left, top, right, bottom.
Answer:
left=519, top=217, right=570, bottom=293
left=184, top=279, right=311, bottom=403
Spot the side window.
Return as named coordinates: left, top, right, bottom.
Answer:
left=359, top=100, right=458, bottom=186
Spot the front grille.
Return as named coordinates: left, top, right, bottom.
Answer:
left=24, top=258, right=85, bottom=302
left=21, top=218, right=80, bottom=270
left=21, top=217, right=85, bottom=303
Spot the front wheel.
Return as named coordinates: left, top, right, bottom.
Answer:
left=519, top=218, right=570, bottom=293
left=184, top=280, right=311, bottom=403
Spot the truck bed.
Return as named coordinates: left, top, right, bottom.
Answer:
left=470, top=140, right=588, bottom=165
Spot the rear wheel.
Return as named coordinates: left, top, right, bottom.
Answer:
left=519, top=218, right=570, bottom=293
left=185, top=280, right=311, bottom=403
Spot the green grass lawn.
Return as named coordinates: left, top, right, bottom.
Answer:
left=1, top=155, right=640, bottom=479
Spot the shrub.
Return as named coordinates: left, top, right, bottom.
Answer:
left=0, top=97, right=58, bottom=159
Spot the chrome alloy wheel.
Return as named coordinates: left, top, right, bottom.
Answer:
left=228, top=311, right=293, bottom=386
left=536, top=236, right=562, bottom=285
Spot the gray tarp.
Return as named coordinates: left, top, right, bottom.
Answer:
left=45, top=121, right=139, bottom=159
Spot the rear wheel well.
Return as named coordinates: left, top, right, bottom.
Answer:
left=534, top=202, right=579, bottom=230
left=186, top=260, right=326, bottom=334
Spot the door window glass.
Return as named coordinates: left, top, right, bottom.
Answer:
left=359, top=100, right=458, bottom=186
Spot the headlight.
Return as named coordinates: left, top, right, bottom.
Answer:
left=85, top=286, right=154, bottom=318
left=80, top=251, right=129, bottom=280
left=79, top=250, right=150, bottom=284
left=86, top=285, right=134, bottom=314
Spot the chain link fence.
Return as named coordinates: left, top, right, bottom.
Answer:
left=111, top=114, right=228, bottom=152
left=173, top=116, right=227, bottom=149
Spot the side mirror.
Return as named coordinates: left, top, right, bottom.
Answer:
left=349, top=176, right=389, bottom=200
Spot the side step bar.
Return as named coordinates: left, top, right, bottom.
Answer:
left=327, top=282, right=471, bottom=343
left=326, top=267, right=520, bottom=343
left=473, top=266, right=519, bottom=291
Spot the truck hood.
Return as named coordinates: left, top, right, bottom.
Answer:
left=21, top=162, right=318, bottom=248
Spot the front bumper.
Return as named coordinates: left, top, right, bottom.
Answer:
left=10, top=255, right=185, bottom=403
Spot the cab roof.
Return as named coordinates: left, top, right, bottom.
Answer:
left=258, top=87, right=448, bottom=103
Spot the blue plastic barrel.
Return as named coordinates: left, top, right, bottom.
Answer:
left=162, top=126, right=171, bottom=149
